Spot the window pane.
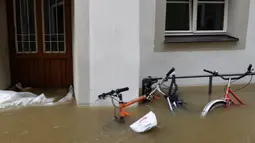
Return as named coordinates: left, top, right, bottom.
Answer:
left=28, top=0, right=35, bottom=34
left=165, top=3, right=190, bottom=31
left=45, top=35, right=50, bottom=41
left=197, top=3, right=224, bottom=31
left=51, top=42, right=58, bottom=51
left=45, top=42, right=51, bottom=52
left=30, top=35, right=36, bottom=41
left=58, top=35, right=64, bottom=41
left=43, top=0, right=65, bottom=53
left=52, top=6, right=57, bottom=34
left=23, top=42, right=30, bottom=52
left=57, top=4, right=64, bottom=33
left=15, top=0, right=21, bottom=34
left=17, top=35, right=22, bottom=41
left=30, top=42, right=36, bottom=52
left=51, top=35, right=58, bottom=41
left=14, top=0, right=37, bottom=53
left=22, top=35, right=29, bottom=41
left=17, top=42, right=23, bottom=52
left=59, top=42, right=65, bottom=52
left=44, top=0, right=50, bottom=34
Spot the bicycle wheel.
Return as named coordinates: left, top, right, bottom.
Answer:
left=200, top=99, right=227, bottom=117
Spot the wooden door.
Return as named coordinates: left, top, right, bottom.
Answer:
left=7, top=0, right=73, bottom=88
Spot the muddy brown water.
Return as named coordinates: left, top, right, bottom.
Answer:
left=1, top=85, right=255, bottom=143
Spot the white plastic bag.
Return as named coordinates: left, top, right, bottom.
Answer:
left=57, top=85, right=74, bottom=103
left=0, top=85, right=74, bottom=110
left=0, top=90, right=37, bottom=104
left=129, top=111, right=157, bottom=133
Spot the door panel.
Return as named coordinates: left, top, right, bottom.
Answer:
left=44, top=59, right=71, bottom=88
left=13, top=59, right=41, bottom=87
left=7, top=0, right=73, bottom=88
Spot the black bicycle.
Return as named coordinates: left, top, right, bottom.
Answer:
left=143, top=68, right=185, bottom=113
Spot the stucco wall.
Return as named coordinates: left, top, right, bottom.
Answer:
left=89, top=0, right=140, bottom=106
left=73, top=0, right=90, bottom=105
left=140, top=0, right=254, bottom=87
left=0, top=0, right=10, bottom=89
left=73, top=0, right=140, bottom=105
left=73, top=0, right=255, bottom=105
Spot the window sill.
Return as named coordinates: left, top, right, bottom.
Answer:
left=164, top=34, right=239, bottom=44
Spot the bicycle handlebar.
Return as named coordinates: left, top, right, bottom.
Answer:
left=248, top=64, right=252, bottom=71
left=143, top=67, right=176, bottom=86
left=116, top=87, right=129, bottom=94
left=98, top=87, right=129, bottom=99
left=203, top=69, right=214, bottom=75
left=203, top=64, right=253, bottom=81
left=166, top=67, right=175, bottom=77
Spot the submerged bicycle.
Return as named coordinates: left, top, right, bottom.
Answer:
left=96, top=67, right=185, bottom=123
left=144, top=69, right=185, bottom=113
left=200, top=64, right=254, bottom=117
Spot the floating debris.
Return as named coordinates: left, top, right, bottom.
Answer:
left=20, top=131, right=28, bottom=136
left=3, top=132, right=8, bottom=135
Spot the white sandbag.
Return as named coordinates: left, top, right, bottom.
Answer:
left=129, top=111, right=157, bottom=133
left=0, top=85, right=74, bottom=110
left=57, top=85, right=74, bottom=103
left=0, top=90, right=37, bottom=104
left=44, top=85, right=74, bottom=106
left=0, top=93, right=55, bottom=109
left=28, top=94, right=55, bottom=105
left=0, top=90, right=18, bottom=104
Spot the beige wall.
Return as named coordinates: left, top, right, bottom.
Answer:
left=0, top=0, right=10, bottom=89
left=140, top=0, right=254, bottom=86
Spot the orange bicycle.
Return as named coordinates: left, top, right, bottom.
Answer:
left=96, top=68, right=175, bottom=123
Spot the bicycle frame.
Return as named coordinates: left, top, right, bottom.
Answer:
left=147, top=78, right=167, bottom=97
left=223, top=77, right=245, bottom=108
left=118, top=94, right=154, bottom=122
left=145, top=73, right=182, bottom=112
left=117, top=78, right=166, bottom=122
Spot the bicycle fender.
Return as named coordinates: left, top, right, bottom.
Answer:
left=200, top=99, right=227, bottom=117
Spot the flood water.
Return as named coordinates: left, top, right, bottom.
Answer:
left=1, top=85, right=255, bottom=143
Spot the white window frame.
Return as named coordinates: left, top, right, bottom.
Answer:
left=165, top=0, right=228, bottom=35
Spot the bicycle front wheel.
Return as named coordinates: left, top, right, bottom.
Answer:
left=200, top=99, right=227, bottom=117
